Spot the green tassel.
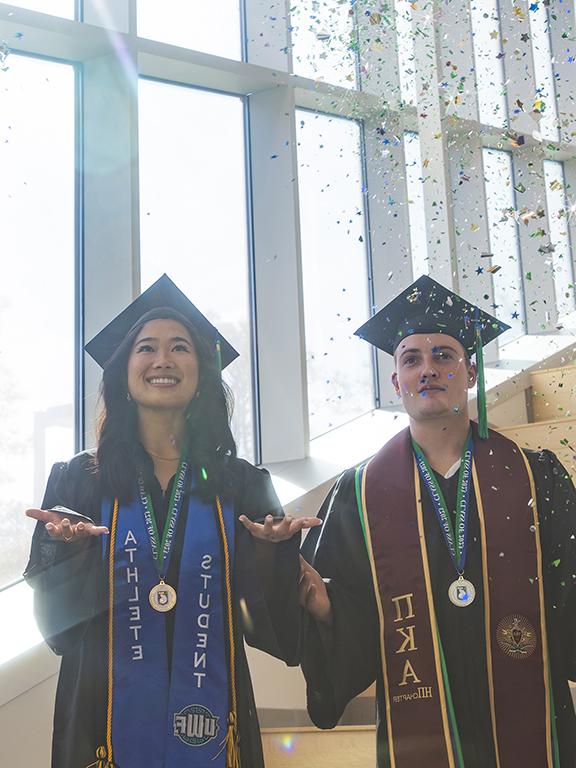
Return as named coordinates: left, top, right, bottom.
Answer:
left=215, top=339, right=223, bottom=372
left=475, top=326, right=488, bottom=439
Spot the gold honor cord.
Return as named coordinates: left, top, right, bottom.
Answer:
left=357, top=462, right=397, bottom=768
left=214, top=494, right=240, bottom=768
left=88, top=498, right=119, bottom=768
left=517, top=449, right=554, bottom=767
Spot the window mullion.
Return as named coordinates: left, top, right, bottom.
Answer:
left=363, top=114, right=413, bottom=408
left=81, top=0, right=130, bottom=32
left=411, top=0, right=458, bottom=285
left=512, top=150, right=559, bottom=333
left=248, top=86, right=308, bottom=462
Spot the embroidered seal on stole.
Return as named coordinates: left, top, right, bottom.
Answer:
left=496, top=614, right=538, bottom=660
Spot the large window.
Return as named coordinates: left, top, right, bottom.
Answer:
left=483, top=148, right=525, bottom=339
left=138, top=79, right=254, bottom=460
left=137, top=0, right=242, bottom=60
left=296, top=110, right=374, bottom=438
left=0, top=53, right=76, bottom=588
left=544, top=160, right=575, bottom=318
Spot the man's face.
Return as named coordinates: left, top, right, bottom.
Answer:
left=391, top=333, right=476, bottom=422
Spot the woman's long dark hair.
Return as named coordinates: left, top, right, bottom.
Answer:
left=96, top=307, right=237, bottom=502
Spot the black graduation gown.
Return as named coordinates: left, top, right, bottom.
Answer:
left=301, top=448, right=576, bottom=768
left=25, top=451, right=301, bottom=768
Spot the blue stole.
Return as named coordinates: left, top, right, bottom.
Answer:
left=100, top=481, right=235, bottom=768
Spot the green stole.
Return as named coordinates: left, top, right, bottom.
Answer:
left=355, top=424, right=557, bottom=767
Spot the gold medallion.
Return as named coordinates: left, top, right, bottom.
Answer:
left=497, top=614, right=537, bottom=660
left=149, top=580, right=177, bottom=612
left=448, top=577, right=476, bottom=607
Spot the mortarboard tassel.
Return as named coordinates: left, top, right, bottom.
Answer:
left=475, top=322, right=488, bottom=439
left=216, top=339, right=223, bottom=372
left=225, top=711, right=241, bottom=768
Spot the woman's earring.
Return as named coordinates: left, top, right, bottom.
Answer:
left=126, top=392, right=132, bottom=401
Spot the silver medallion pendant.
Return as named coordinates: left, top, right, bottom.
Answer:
left=448, top=577, right=476, bottom=607
left=149, top=580, right=177, bottom=612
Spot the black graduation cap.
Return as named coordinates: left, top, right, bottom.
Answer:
left=355, top=275, right=510, bottom=356
left=85, top=274, right=239, bottom=370
left=354, top=275, right=511, bottom=438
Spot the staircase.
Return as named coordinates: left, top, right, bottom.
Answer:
left=493, top=364, right=576, bottom=480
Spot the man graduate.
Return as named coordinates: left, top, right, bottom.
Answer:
left=300, top=275, right=576, bottom=767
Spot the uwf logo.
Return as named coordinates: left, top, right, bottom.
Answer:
left=173, top=704, right=220, bottom=746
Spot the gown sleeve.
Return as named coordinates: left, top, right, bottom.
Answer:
left=530, top=449, right=576, bottom=682
left=23, top=455, right=103, bottom=655
left=233, top=460, right=301, bottom=665
left=300, top=468, right=380, bottom=729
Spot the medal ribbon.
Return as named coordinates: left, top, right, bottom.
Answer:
left=138, top=457, right=189, bottom=579
left=412, top=432, right=473, bottom=575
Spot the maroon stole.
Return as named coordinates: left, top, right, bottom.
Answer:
left=356, top=425, right=554, bottom=767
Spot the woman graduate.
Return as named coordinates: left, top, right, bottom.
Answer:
left=25, top=274, right=319, bottom=768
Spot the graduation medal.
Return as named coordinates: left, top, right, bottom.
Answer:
left=413, top=433, right=476, bottom=607
left=139, top=458, right=189, bottom=613
left=448, top=575, right=476, bottom=607
left=149, top=579, right=177, bottom=612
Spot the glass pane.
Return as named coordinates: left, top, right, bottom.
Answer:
left=470, top=0, right=507, bottom=127
left=138, top=79, right=254, bottom=460
left=395, top=0, right=416, bottom=105
left=137, top=0, right=241, bottom=60
left=529, top=2, right=560, bottom=142
left=404, top=132, right=429, bottom=277
left=0, top=53, right=76, bottom=588
left=291, top=0, right=358, bottom=88
left=3, top=0, right=74, bottom=18
left=544, top=160, right=575, bottom=317
left=296, top=110, right=373, bottom=438
left=483, top=148, right=525, bottom=340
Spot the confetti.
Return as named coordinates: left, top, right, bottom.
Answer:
left=0, top=41, right=9, bottom=72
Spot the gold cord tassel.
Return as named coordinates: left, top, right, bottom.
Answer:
left=85, top=745, right=117, bottom=768
left=225, top=711, right=240, bottom=768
